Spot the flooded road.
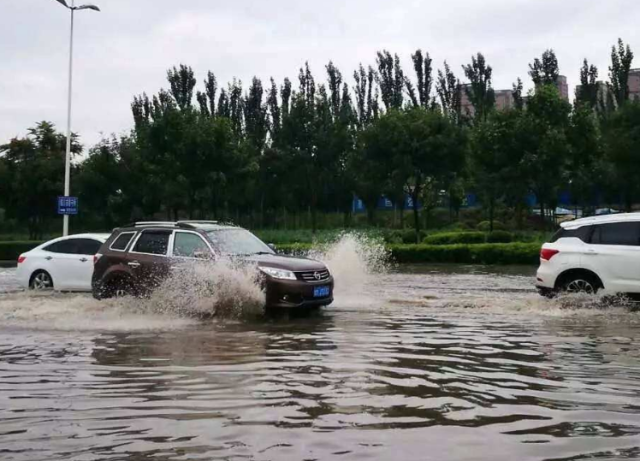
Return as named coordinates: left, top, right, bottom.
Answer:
left=1, top=262, right=640, bottom=461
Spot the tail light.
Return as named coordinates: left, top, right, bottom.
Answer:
left=93, top=253, right=103, bottom=265
left=540, top=248, right=559, bottom=261
left=17, top=255, right=26, bottom=264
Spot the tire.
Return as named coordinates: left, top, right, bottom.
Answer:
left=101, top=277, right=135, bottom=299
left=29, top=270, right=54, bottom=291
left=560, top=273, right=600, bottom=295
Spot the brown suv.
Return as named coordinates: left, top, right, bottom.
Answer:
left=92, top=221, right=334, bottom=309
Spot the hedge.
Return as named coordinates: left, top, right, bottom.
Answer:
left=389, top=243, right=540, bottom=265
left=423, top=231, right=486, bottom=245
left=276, top=242, right=540, bottom=265
left=0, top=241, right=44, bottom=261
left=0, top=241, right=540, bottom=266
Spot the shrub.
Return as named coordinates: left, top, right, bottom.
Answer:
left=423, top=231, right=486, bottom=245
left=486, top=230, right=513, bottom=243
left=0, top=241, right=43, bottom=261
left=389, top=243, right=540, bottom=265
left=477, top=221, right=506, bottom=232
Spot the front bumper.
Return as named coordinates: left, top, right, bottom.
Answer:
left=265, top=276, right=334, bottom=309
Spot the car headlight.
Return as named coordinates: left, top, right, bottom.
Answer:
left=259, top=266, right=297, bottom=280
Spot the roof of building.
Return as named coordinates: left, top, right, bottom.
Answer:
left=561, top=212, right=640, bottom=229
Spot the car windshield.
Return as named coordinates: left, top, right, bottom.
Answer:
left=206, top=229, right=274, bottom=256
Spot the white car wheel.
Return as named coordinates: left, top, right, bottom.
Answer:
left=30, top=271, right=54, bottom=290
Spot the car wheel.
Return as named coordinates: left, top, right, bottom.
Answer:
left=101, top=277, right=134, bottom=299
left=562, top=275, right=599, bottom=295
left=29, top=271, right=54, bottom=291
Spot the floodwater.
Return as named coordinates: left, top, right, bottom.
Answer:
left=1, top=239, right=640, bottom=460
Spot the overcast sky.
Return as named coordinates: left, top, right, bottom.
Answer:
left=2, top=0, right=639, bottom=150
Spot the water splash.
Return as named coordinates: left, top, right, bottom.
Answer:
left=0, top=291, right=197, bottom=331
left=308, top=232, right=392, bottom=308
left=0, top=259, right=266, bottom=330
left=141, top=259, right=265, bottom=319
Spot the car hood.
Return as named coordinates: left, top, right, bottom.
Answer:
left=242, top=253, right=327, bottom=272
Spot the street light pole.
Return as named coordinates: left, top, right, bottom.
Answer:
left=63, top=1, right=75, bottom=236
left=52, top=0, right=100, bottom=236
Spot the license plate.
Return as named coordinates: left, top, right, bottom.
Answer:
left=313, top=286, right=330, bottom=298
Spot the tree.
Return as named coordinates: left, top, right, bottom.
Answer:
left=376, top=50, right=405, bottom=110
left=472, top=110, right=526, bottom=231
left=529, top=49, right=560, bottom=86
left=609, top=38, right=634, bottom=107
left=196, top=71, right=218, bottom=117
left=575, top=59, right=599, bottom=110
left=0, top=122, right=81, bottom=238
left=363, top=108, right=467, bottom=241
left=353, top=64, right=379, bottom=129
left=567, top=106, right=603, bottom=213
left=520, top=85, right=573, bottom=225
left=408, top=49, right=433, bottom=108
left=167, top=64, right=197, bottom=111
left=512, top=78, right=525, bottom=110
left=603, top=102, right=640, bottom=210
left=437, top=62, right=463, bottom=124
left=462, top=53, right=495, bottom=122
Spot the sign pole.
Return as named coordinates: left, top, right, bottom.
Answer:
left=63, top=2, right=75, bottom=237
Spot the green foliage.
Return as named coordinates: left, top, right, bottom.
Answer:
left=529, top=49, right=560, bottom=86
left=462, top=53, right=495, bottom=122
left=609, top=38, right=635, bottom=107
left=477, top=221, right=505, bottom=232
left=389, top=243, right=540, bottom=265
left=603, top=102, right=640, bottom=209
left=423, top=231, right=486, bottom=245
left=486, top=230, right=513, bottom=243
left=0, top=122, right=81, bottom=239
left=2, top=43, right=639, bottom=238
left=0, top=241, right=43, bottom=261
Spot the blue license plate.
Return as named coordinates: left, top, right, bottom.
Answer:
left=313, top=286, right=330, bottom=298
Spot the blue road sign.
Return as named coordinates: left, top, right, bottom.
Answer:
left=58, top=196, right=79, bottom=215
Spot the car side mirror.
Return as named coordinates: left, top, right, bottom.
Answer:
left=268, top=243, right=276, bottom=252
left=193, top=250, right=211, bottom=259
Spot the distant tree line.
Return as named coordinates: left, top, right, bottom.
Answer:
left=1, top=39, right=640, bottom=240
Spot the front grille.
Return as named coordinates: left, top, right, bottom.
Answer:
left=296, top=269, right=330, bottom=282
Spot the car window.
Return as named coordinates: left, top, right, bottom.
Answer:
left=75, top=239, right=103, bottom=255
left=550, top=226, right=593, bottom=243
left=132, top=231, right=171, bottom=255
left=44, top=239, right=78, bottom=254
left=206, top=229, right=274, bottom=256
left=590, top=222, right=640, bottom=246
left=111, top=232, right=135, bottom=251
left=173, top=232, right=211, bottom=258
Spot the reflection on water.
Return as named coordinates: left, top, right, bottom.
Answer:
left=1, top=266, right=640, bottom=460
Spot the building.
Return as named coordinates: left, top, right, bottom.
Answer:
left=459, top=85, right=514, bottom=117
left=495, top=89, right=515, bottom=110
left=556, top=75, right=569, bottom=101
left=628, top=69, right=640, bottom=101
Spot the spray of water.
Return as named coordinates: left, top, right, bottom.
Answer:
left=0, top=232, right=390, bottom=330
left=140, top=259, right=265, bottom=319
left=307, top=232, right=392, bottom=307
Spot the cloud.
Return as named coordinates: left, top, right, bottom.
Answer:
left=1, top=0, right=639, bottom=149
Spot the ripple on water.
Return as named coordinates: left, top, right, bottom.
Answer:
left=1, top=262, right=640, bottom=460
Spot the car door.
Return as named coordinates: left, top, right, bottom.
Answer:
left=171, top=231, right=213, bottom=259
left=170, top=231, right=214, bottom=275
left=42, top=239, right=88, bottom=290
left=585, top=221, right=640, bottom=293
left=127, top=230, right=172, bottom=292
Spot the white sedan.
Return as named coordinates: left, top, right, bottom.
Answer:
left=16, top=233, right=110, bottom=292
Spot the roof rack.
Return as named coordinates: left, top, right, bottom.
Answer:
left=133, top=221, right=177, bottom=227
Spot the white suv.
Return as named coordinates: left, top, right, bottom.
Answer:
left=536, top=213, right=640, bottom=296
